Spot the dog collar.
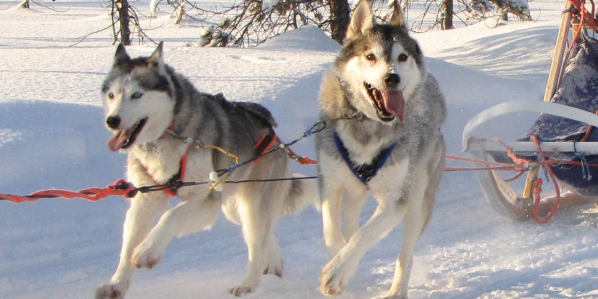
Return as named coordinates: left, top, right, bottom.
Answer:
left=333, top=131, right=398, bottom=186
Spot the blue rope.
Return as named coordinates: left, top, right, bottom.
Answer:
left=573, top=142, right=592, bottom=180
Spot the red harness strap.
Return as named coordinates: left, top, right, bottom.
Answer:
left=145, top=146, right=190, bottom=197
left=153, top=132, right=274, bottom=197
left=163, top=151, right=189, bottom=197
left=253, top=132, right=277, bottom=164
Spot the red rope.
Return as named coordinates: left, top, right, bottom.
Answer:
left=445, top=154, right=527, bottom=171
left=287, top=147, right=317, bottom=165
left=569, top=0, right=598, bottom=33
left=0, top=179, right=137, bottom=203
left=530, top=135, right=562, bottom=224
left=458, top=137, right=569, bottom=224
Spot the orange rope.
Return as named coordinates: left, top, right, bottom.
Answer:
left=580, top=108, right=598, bottom=141
left=286, top=147, right=317, bottom=165
left=445, top=154, right=527, bottom=171
left=530, top=135, right=562, bottom=224
left=503, top=170, right=527, bottom=182
left=568, top=0, right=586, bottom=53
left=0, top=179, right=137, bottom=203
left=489, top=138, right=534, bottom=166
left=463, top=136, right=587, bottom=224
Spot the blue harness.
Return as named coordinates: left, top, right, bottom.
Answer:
left=333, top=131, right=398, bottom=185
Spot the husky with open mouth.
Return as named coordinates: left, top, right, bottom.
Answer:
left=96, top=43, right=316, bottom=298
left=316, top=1, right=446, bottom=297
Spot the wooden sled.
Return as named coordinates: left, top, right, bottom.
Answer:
left=462, top=0, right=598, bottom=223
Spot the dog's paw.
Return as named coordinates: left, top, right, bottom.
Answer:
left=319, top=255, right=358, bottom=296
left=132, top=240, right=164, bottom=269
left=263, top=258, right=284, bottom=277
left=229, top=285, right=255, bottom=297
left=95, top=281, right=128, bottom=299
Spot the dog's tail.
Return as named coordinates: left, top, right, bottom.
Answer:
left=283, top=174, right=320, bottom=215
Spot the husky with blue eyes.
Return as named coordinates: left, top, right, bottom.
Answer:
left=97, top=42, right=317, bottom=299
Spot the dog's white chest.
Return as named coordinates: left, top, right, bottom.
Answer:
left=335, top=130, right=386, bottom=165
left=132, top=143, right=187, bottom=183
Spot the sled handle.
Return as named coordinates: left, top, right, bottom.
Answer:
left=544, top=1, right=573, bottom=102
left=462, top=101, right=598, bottom=152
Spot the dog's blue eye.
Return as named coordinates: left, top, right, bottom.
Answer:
left=398, top=54, right=408, bottom=62
left=365, top=54, right=376, bottom=61
left=131, top=92, right=143, bottom=100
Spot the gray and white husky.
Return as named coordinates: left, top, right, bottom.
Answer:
left=96, top=43, right=316, bottom=298
left=316, top=1, right=446, bottom=298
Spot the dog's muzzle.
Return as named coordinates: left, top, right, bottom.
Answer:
left=106, top=115, right=121, bottom=129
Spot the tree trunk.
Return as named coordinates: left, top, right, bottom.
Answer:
left=149, top=0, right=159, bottom=18
left=18, top=0, right=30, bottom=9
left=441, top=0, right=454, bottom=30
left=173, top=1, right=185, bottom=25
left=118, top=0, right=131, bottom=45
left=500, top=9, right=509, bottom=21
left=329, top=0, right=350, bottom=44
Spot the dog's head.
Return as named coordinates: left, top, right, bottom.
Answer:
left=101, top=42, right=175, bottom=151
left=337, top=0, right=424, bottom=123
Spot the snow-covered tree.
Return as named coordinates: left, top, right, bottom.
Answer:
left=190, top=0, right=332, bottom=47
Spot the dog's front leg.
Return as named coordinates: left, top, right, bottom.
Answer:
left=382, top=200, right=428, bottom=299
left=384, top=162, right=439, bottom=299
left=320, top=201, right=407, bottom=295
left=341, top=187, right=368, bottom=242
left=133, top=193, right=220, bottom=269
left=96, top=190, right=168, bottom=299
left=321, top=180, right=346, bottom=257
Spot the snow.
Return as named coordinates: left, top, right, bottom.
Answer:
left=1, top=1, right=598, bottom=298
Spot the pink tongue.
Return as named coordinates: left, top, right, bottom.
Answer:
left=107, top=131, right=128, bottom=152
left=380, top=90, right=406, bottom=122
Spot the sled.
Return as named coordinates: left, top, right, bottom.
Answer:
left=462, top=0, right=598, bottom=223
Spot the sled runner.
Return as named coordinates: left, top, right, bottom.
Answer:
left=462, top=0, right=598, bottom=223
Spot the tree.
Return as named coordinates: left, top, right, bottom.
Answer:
left=18, top=0, right=30, bottom=9
left=116, top=0, right=131, bottom=45
left=464, top=0, right=531, bottom=23
left=189, top=0, right=331, bottom=47
left=329, top=0, right=350, bottom=43
left=89, top=0, right=531, bottom=49
left=441, top=0, right=454, bottom=30
left=101, top=0, right=155, bottom=45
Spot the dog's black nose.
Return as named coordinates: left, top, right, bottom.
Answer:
left=106, top=116, right=121, bottom=129
left=385, top=74, right=400, bottom=89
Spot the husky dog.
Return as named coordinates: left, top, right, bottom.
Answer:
left=316, top=1, right=446, bottom=298
left=96, top=43, right=315, bottom=298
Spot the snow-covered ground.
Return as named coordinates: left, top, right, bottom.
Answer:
left=1, top=0, right=598, bottom=298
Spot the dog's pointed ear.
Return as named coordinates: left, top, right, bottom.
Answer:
left=347, top=0, right=374, bottom=39
left=389, top=0, right=408, bottom=29
left=148, top=42, right=168, bottom=74
left=114, top=43, right=131, bottom=66
left=148, top=41, right=164, bottom=65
